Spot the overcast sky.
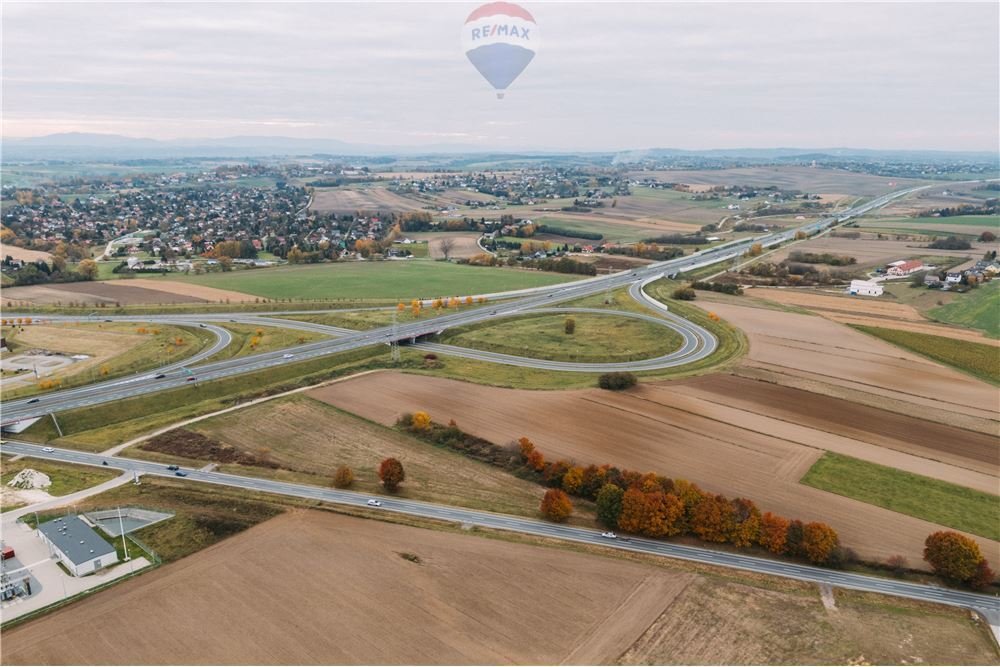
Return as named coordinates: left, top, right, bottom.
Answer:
left=2, top=1, right=997, bottom=151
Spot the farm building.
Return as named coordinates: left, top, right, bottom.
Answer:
left=886, top=259, right=923, bottom=277
left=848, top=280, right=884, bottom=297
left=37, top=516, right=118, bottom=577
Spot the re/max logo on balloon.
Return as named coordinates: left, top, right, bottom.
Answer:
left=461, top=2, right=540, bottom=99
left=469, top=23, right=531, bottom=41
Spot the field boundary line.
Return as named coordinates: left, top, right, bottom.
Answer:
left=99, top=368, right=390, bottom=456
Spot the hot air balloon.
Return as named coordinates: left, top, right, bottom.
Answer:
left=461, top=2, right=539, bottom=98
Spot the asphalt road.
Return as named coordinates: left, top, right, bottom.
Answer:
left=0, top=184, right=928, bottom=424
left=2, top=440, right=996, bottom=625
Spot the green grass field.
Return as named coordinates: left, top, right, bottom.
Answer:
left=851, top=325, right=999, bottom=384
left=440, top=311, right=683, bottom=363
left=530, top=217, right=653, bottom=243
left=928, top=282, right=1000, bottom=338
left=801, top=453, right=999, bottom=541
left=147, top=261, right=576, bottom=301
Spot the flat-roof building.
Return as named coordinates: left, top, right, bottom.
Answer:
left=37, top=516, right=118, bottom=577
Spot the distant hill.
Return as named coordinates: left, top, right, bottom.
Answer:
left=2, top=132, right=996, bottom=164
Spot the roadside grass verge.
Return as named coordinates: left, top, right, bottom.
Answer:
left=201, top=323, right=329, bottom=362
left=0, top=456, right=119, bottom=510
left=438, top=311, right=683, bottom=363
left=850, top=325, right=999, bottom=384
left=801, top=452, right=1000, bottom=541
left=20, top=347, right=392, bottom=450
left=1, top=322, right=215, bottom=399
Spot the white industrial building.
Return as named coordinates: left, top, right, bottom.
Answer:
left=848, top=280, right=884, bottom=297
left=37, top=516, right=118, bottom=577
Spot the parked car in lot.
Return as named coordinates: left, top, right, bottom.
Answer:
left=366, top=499, right=382, bottom=507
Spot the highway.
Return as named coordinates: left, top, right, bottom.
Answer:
left=2, top=440, right=996, bottom=625
left=0, top=184, right=928, bottom=425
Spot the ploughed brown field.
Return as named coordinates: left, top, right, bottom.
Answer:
left=750, top=288, right=1000, bottom=344
left=4, top=511, right=996, bottom=666
left=1, top=279, right=255, bottom=306
left=0, top=511, right=692, bottom=665
left=705, top=302, right=998, bottom=424
left=311, top=371, right=999, bottom=566
left=405, top=232, right=483, bottom=259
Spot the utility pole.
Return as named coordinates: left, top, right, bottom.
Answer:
left=116, top=506, right=130, bottom=562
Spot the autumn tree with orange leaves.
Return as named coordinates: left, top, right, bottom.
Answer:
left=758, top=512, right=790, bottom=554
left=540, top=489, right=573, bottom=523
left=378, top=457, right=405, bottom=492
left=801, top=522, right=840, bottom=564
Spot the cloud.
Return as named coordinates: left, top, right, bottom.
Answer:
left=2, top=1, right=996, bottom=150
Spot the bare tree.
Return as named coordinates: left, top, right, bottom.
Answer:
left=439, top=237, right=457, bottom=260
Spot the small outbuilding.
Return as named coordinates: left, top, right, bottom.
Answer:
left=37, top=516, right=119, bottom=577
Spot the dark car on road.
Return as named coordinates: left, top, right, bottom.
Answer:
left=154, top=373, right=166, bottom=379
left=27, top=398, right=40, bottom=404
left=174, top=470, right=188, bottom=477
left=167, top=465, right=180, bottom=471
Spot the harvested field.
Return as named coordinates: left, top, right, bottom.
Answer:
left=310, top=186, right=427, bottom=213
left=751, top=288, right=925, bottom=321
left=704, top=301, right=999, bottom=422
left=311, top=372, right=1000, bottom=565
left=764, top=236, right=981, bottom=269
left=406, top=232, right=482, bottom=259
left=119, top=278, right=257, bottom=303
left=627, top=166, right=926, bottom=195
left=618, top=578, right=998, bottom=666
left=0, top=243, right=52, bottom=263
left=0, top=279, right=255, bottom=306
left=0, top=511, right=694, bottom=665
left=156, top=395, right=548, bottom=517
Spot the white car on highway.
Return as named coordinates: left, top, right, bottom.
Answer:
left=282, top=353, right=294, bottom=359
left=600, top=531, right=617, bottom=539
left=366, top=499, right=382, bottom=507
left=42, top=447, right=55, bottom=453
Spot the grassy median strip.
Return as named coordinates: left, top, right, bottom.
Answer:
left=440, top=311, right=683, bottom=363
left=22, top=346, right=392, bottom=450
left=801, top=452, right=1000, bottom=541
left=850, top=325, right=1000, bottom=384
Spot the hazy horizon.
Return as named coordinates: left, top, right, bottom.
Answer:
left=3, top=1, right=998, bottom=152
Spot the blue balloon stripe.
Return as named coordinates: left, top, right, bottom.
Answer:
left=465, top=43, right=535, bottom=91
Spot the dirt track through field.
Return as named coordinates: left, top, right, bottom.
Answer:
left=311, top=373, right=1000, bottom=565
left=0, top=511, right=691, bottom=665
left=406, top=232, right=482, bottom=259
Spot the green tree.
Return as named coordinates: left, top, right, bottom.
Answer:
left=595, top=483, right=624, bottom=529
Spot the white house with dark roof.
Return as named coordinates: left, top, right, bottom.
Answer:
left=37, top=516, right=118, bottom=577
